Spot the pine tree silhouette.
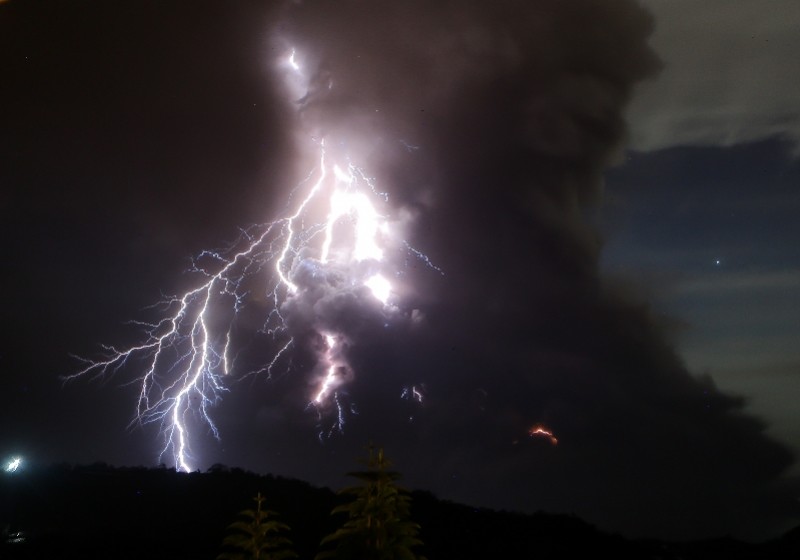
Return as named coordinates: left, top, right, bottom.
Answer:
left=217, top=492, right=297, bottom=560
left=316, top=444, right=426, bottom=560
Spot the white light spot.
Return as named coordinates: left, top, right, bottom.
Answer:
left=365, top=274, right=391, bottom=304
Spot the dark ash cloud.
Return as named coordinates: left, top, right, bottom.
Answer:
left=258, top=0, right=799, bottom=542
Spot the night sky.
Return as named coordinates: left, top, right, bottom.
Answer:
left=3, top=0, right=800, bottom=544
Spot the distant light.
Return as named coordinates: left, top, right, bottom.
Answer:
left=5, top=456, right=22, bottom=472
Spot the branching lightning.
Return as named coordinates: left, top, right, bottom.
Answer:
left=65, top=46, right=439, bottom=472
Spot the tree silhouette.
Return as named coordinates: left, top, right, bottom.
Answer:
left=316, top=444, right=426, bottom=560
left=217, top=492, right=297, bottom=560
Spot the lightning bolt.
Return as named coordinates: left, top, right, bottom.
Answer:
left=65, top=46, right=440, bottom=472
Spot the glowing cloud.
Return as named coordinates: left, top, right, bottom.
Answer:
left=66, top=45, right=440, bottom=472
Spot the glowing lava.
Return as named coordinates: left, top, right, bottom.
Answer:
left=529, top=425, right=558, bottom=445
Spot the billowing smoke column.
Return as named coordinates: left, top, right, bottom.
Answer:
left=70, top=0, right=800, bottom=542
left=273, top=0, right=799, bottom=542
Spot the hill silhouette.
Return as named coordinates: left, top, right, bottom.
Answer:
left=1, top=462, right=798, bottom=559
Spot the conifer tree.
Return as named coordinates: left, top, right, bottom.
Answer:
left=217, top=492, right=297, bottom=560
left=316, top=444, right=425, bottom=560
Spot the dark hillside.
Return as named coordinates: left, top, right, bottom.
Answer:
left=1, top=463, right=798, bottom=559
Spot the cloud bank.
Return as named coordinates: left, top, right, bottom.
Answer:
left=628, top=0, right=800, bottom=153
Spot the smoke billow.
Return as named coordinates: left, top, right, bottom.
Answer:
left=239, top=0, right=800, bottom=542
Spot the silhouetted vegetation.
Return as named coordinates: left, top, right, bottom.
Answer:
left=316, top=445, right=425, bottom=560
left=217, top=491, right=297, bottom=560
left=1, top=460, right=799, bottom=559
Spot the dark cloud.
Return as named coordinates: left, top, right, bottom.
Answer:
left=262, top=0, right=799, bottom=541
left=628, top=0, right=800, bottom=152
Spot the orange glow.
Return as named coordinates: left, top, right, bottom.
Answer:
left=528, top=425, right=558, bottom=445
